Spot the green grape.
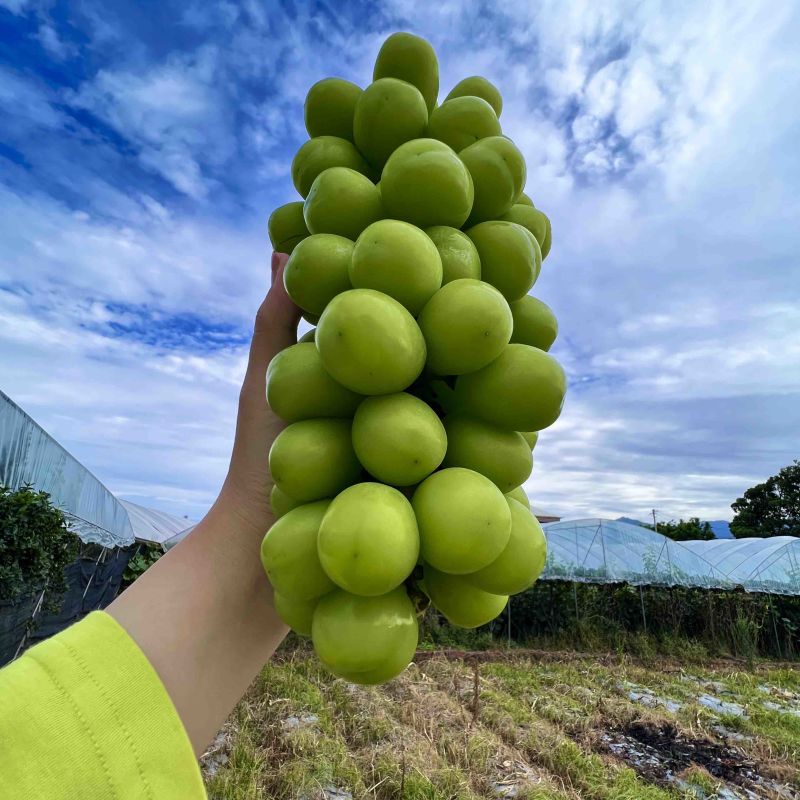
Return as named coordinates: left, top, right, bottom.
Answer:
left=317, top=483, right=419, bottom=596
left=541, top=218, right=552, bottom=260
left=268, top=201, right=309, bottom=254
left=304, top=78, right=361, bottom=141
left=454, top=344, right=567, bottom=432
left=352, top=393, right=446, bottom=486
left=274, top=592, right=319, bottom=636
left=427, top=96, right=501, bottom=152
left=373, top=32, right=438, bottom=113
left=467, top=497, right=547, bottom=595
left=266, top=343, right=361, bottom=422
left=312, top=586, right=419, bottom=682
left=269, top=419, right=361, bottom=502
left=303, top=167, right=382, bottom=240
left=505, top=486, right=530, bottom=509
left=460, top=136, right=526, bottom=224
left=316, top=289, right=426, bottom=395
left=424, top=565, right=508, bottom=628
left=381, top=139, right=474, bottom=229
left=500, top=204, right=552, bottom=260
left=417, top=278, right=512, bottom=375
left=291, top=136, right=371, bottom=197
left=260, top=500, right=335, bottom=600
left=425, top=225, right=481, bottom=284
left=353, top=78, right=428, bottom=169
left=350, top=220, right=442, bottom=315
left=283, top=234, right=353, bottom=317
left=520, top=431, right=538, bottom=449
left=270, top=484, right=300, bottom=519
left=516, top=191, right=534, bottom=206
left=412, top=467, right=511, bottom=574
left=443, top=414, right=532, bottom=492
left=319, top=642, right=414, bottom=684
left=297, top=328, right=316, bottom=344
left=509, top=295, right=558, bottom=351
left=444, top=76, right=503, bottom=117
left=466, top=220, right=539, bottom=302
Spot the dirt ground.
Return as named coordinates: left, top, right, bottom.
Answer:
left=203, top=647, right=800, bottom=799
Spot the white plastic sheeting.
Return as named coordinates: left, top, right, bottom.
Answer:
left=0, top=391, right=134, bottom=548
left=542, top=518, right=728, bottom=590
left=163, top=525, right=194, bottom=550
left=119, top=499, right=194, bottom=547
left=683, top=537, right=800, bottom=596
left=542, top=518, right=800, bottom=595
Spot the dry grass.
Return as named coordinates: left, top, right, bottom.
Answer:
left=203, top=648, right=800, bottom=800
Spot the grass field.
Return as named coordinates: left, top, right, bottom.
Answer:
left=202, top=644, right=800, bottom=800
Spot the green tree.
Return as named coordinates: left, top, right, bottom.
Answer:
left=731, top=461, right=800, bottom=539
left=651, top=517, right=714, bottom=541
left=0, top=485, right=79, bottom=606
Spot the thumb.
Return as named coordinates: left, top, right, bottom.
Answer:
left=271, top=252, right=289, bottom=285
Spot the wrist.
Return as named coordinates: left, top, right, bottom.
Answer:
left=213, top=480, right=273, bottom=542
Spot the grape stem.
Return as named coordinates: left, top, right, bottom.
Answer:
left=405, top=567, right=430, bottom=616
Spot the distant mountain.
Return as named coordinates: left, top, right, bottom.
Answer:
left=708, top=520, right=733, bottom=539
left=616, top=516, right=648, bottom=528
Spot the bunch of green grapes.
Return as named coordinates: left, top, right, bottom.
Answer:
left=263, top=32, right=564, bottom=685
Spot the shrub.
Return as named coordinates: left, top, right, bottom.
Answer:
left=500, top=580, right=799, bottom=660
left=121, top=543, right=163, bottom=588
left=0, top=485, right=79, bottom=607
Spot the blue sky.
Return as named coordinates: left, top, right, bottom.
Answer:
left=1, top=0, right=799, bottom=524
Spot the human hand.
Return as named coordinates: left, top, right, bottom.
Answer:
left=218, top=252, right=300, bottom=544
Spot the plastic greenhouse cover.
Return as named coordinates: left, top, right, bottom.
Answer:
left=163, top=524, right=194, bottom=550
left=0, top=391, right=134, bottom=548
left=542, top=519, right=800, bottom=595
left=682, top=537, right=800, bottom=596
left=119, top=499, right=194, bottom=546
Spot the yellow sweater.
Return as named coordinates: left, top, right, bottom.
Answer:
left=0, top=611, right=206, bottom=799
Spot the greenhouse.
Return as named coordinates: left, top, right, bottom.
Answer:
left=0, top=392, right=195, bottom=550
left=0, top=391, right=194, bottom=663
left=119, top=499, right=195, bottom=547
left=0, top=390, right=134, bottom=549
left=541, top=518, right=800, bottom=596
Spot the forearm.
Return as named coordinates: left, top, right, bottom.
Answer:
left=107, top=499, right=287, bottom=755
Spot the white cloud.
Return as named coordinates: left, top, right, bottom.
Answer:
left=69, top=46, right=229, bottom=198
left=36, top=21, right=76, bottom=60
left=614, top=59, right=665, bottom=138
left=584, top=60, right=623, bottom=119
left=0, top=68, right=64, bottom=130
left=544, top=43, right=586, bottom=106
left=578, top=143, right=612, bottom=174
left=0, top=185, right=269, bottom=321
left=0, top=0, right=31, bottom=13
left=181, top=1, right=240, bottom=30
left=571, top=114, right=600, bottom=143
left=503, top=112, right=573, bottom=201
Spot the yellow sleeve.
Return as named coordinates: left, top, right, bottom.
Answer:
left=0, top=611, right=206, bottom=799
